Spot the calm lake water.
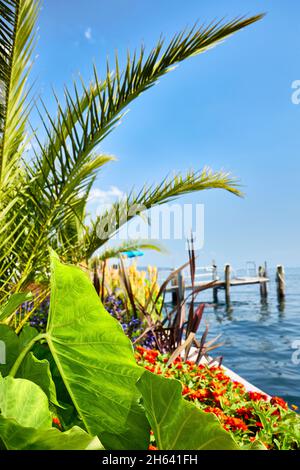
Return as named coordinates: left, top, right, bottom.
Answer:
left=192, top=267, right=300, bottom=407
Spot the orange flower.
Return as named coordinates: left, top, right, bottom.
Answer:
left=255, top=421, right=263, bottom=428
left=52, top=417, right=62, bottom=429
left=174, top=356, right=182, bottom=364
left=186, top=360, right=195, bottom=366
left=204, top=406, right=226, bottom=420
left=182, top=386, right=191, bottom=396
left=270, top=396, right=288, bottom=410
left=248, top=391, right=268, bottom=402
left=191, top=389, right=210, bottom=401
left=236, top=407, right=253, bottom=421
left=224, top=416, right=248, bottom=432
left=148, top=445, right=158, bottom=450
left=145, top=355, right=156, bottom=364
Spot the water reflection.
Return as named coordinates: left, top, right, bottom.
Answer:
left=277, top=298, right=286, bottom=316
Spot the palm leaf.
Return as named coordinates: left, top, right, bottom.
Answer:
left=82, top=167, right=241, bottom=258
left=36, top=14, right=264, bottom=188
left=0, top=0, right=39, bottom=187
left=97, top=240, right=164, bottom=261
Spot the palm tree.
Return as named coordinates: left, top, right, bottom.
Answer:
left=0, top=0, right=263, bottom=303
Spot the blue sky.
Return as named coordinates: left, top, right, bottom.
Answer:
left=31, top=0, right=300, bottom=270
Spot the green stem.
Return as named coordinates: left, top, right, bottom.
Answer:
left=9, top=333, right=47, bottom=377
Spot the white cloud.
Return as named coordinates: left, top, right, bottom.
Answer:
left=84, top=27, right=92, bottom=41
left=88, top=186, right=125, bottom=215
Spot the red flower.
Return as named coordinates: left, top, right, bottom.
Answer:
left=232, top=381, right=246, bottom=394
left=145, top=356, right=156, bottom=364
left=52, top=417, right=62, bottom=429
left=204, top=406, right=226, bottom=420
left=186, top=360, right=195, bottom=366
left=270, top=396, right=288, bottom=410
left=145, top=365, right=155, bottom=373
left=182, top=386, right=191, bottom=396
left=248, top=391, right=268, bottom=402
left=255, top=421, right=263, bottom=428
left=236, top=407, right=253, bottom=421
left=148, top=350, right=159, bottom=358
left=174, top=356, right=182, bottom=364
left=148, top=445, right=158, bottom=450
left=224, top=416, right=248, bottom=432
left=190, top=389, right=210, bottom=401
left=215, top=372, right=230, bottom=384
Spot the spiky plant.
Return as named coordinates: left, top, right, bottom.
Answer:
left=0, top=0, right=263, bottom=304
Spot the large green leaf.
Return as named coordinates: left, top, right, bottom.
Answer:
left=44, top=252, right=149, bottom=450
left=0, top=374, right=102, bottom=450
left=0, top=292, right=33, bottom=321
left=137, top=370, right=240, bottom=450
left=0, top=325, right=58, bottom=404
left=0, top=375, right=51, bottom=429
left=0, top=325, right=38, bottom=376
left=18, top=352, right=59, bottom=406
left=0, top=419, right=103, bottom=450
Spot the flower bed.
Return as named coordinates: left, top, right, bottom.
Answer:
left=135, top=346, right=300, bottom=450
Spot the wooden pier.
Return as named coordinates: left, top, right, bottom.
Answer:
left=160, top=263, right=285, bottom=305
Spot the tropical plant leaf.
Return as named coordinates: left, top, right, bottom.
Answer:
left=98, top=240, right=164, bottom=261
left=0, top=291, right=32, bottom=321
left=137, top=370, right=240, bottom=450
left=0, top=418, right=103, bottom=450
left=44, top=251, right=149, bottom=450
left=0, top=373, right=102, bottom=450
left=83, top=168, right=242, bottom=258
left=0, top=0, right=39, bottom=186
left=0, top=375, right=51, bottom=429
left=17, top=351, right=59, bottom=406
left=0, top=324, right=38, bottom=375
left=38, top=14, right=264, bottom=195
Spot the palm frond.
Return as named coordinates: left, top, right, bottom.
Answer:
left=97, top=240, right=165, bottom=262
left=35, top=14, right=263, bottom=196
left=0, top=0, right=39, bottom=187
left=82, top=167, right=241, bottom=258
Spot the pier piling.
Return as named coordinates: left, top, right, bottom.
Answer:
left=212, top=263, right=218, bottom=303
left=258, top=265, right=268, bottom=299
left=225, top=264, right=231, bottom=304
left=172, top=271, right=185, bottom=306
left=276, top=265, right=285, bottom=300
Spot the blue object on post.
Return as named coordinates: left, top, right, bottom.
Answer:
left=121, top=250, right=144, bottom=258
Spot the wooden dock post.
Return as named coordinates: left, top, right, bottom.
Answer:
left=171, top=274, right=177, bottom=305
left=225, top=264, right=231, bottom=304
left=171, top=271, right=185, bottom=305
left=258, top=265, right=268, bottom=299
left=212, top=262, right=218, bottom=303
left=276, top=265, right=285, bottom=300
left=177, top=271, right=185, bottom=305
